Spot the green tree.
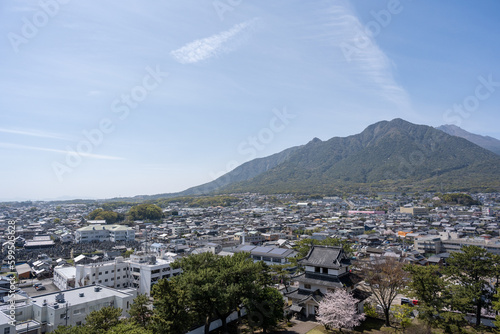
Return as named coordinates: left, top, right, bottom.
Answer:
left=445, top=245, right=495, bottom=327
left=127, top=204, right=163, bottom=221
left=173, top=252, right=259, bottom=333
left=363, top=303, right=377, bottom=318
left=105, top=321, right=153, bottom=334
left=440, top=193, right=480, bottom=206
left=493, top=290, right=500, bottom=329
left=85, top=306, right=122, bottom=333
left=391, top=304, right=413, bottom=332
left=151, top=277, right=192, bottom=334
left=404, top=264, right=449, bottom=330
left=270, top=263, right=293, bottom=292
left=123, top=249, right=134, bottom=258
left=87, top=209, right=123, bottom=224
left=52, top=326, right=90, bottom=334
left=128, top=294, right=152, bottom=329
left=88, top=208, right=104, bottom=220
left=163, top=251, right=283, bottom=334
left=245, top=287, right=285, bottom=334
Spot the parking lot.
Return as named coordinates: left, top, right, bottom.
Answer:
left=18, top=278, right=60, bottom=297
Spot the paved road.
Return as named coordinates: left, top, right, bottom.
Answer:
left=278, top=320, right=318, bottom=334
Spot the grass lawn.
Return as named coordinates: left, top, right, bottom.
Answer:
left=307, top=329, right=327, bottom=334
left=307, top=317, right=497, bottom=334
left=353, top=317, right=387, bottom=332
left=306, top=317, right=393, bottom=333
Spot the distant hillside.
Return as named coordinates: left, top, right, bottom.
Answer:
left=437, top=124, right=500, bottom=155
left=107, top=119, right=500, bottom=203
left=215, top=119, right=500, bottom=194
left=178, top=146, right=301, bottom=196
left=118, top=145, right=302, bottom=202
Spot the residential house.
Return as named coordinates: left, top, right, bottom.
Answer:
left=233, top=245, right=297, bottom=266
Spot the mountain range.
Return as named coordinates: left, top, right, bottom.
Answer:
left=436, top=124, right=500, bottom=156
left=127, top=118, right=500, bottom=200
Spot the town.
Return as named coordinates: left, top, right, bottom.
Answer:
left=1, top=191, right=499, bottom=333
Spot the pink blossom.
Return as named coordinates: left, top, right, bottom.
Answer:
left=317, top=289, right=365, bottom=331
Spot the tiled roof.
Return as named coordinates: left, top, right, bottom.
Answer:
left=298, top=245, right=348, bottom=269
left=293, top=271, right=358, bottom=288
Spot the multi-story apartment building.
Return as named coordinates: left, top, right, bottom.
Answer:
left=2, top=285, right=135, bottom=333
left=53, top=267, right=76, bottom=291
left=74, top=225, right=135, bottom=243
left=399, top=207, right=429, bottom=215
left=0, top=311, right=13, bottom=334
left=73, top=257, right=130, bottom=291
left=233, top=231, right=263, bottom=245
left=127, top=253, right=181, bottom=295
left=415, top=235, right=500, bottom=255
left=170, top=225, right=187, bottom=237
left=65, top=253, right=181, bottom=296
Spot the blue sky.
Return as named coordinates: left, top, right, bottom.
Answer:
left=1, top=0, right=500, bottom=201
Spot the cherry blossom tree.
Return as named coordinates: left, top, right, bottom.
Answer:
left=317, top=289, right=365, bottom=332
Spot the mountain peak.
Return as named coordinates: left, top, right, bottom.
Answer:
left=309, top=137, right=322, bottom=144
left=220, top=119, right=500, bottom=194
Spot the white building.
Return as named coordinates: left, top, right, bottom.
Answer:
left=233, top=231, right=263, bottom=245
left=0, top=311, right=14, bottom=334
left=127, top=253, right=181, bottom=295
left=74, top=257, right=130, bottom=291
left=170, top=226, right=187, bottom=236
left=415, top=235, right=500, bottom=255
left=29, top=285, right=135, bottom=333
left=59, top=233, right=73, bottom=244
left=69, top=253, right=181, bottom=296
left=75, top=225, right=135, bottom=243
left=53, top=267, right=76, bottom=291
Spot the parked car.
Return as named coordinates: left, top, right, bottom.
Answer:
left=35, top=285, right=46, bottom=291
left=401, top=297, right=418, bottom=306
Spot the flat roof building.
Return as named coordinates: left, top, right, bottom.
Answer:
left=75, top=225, right=135, bottom=243
left=68, top=253, right=181, bottom=296
left=30, top=285, right=135, bottom=333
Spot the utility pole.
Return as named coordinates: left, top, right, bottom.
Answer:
left=65, top=302, right=69, bottom=327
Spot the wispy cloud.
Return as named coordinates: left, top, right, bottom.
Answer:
left=9, top=0, right=40, bottom=12
left=87, top=90, right=104, bottom=96
left=323, top=2, right=410, bottom=108
left=0, top=142, right=124, bottom=160
left=0, top=128, right=73, bottom=141
left=171, top=17, right=260, bottom=64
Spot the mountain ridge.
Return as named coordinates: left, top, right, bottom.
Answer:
left=107, top=118, right=500, bottom=202
left=436, top=124, right=500, bottom=155
left=216, top=119, right=500, bottom=194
